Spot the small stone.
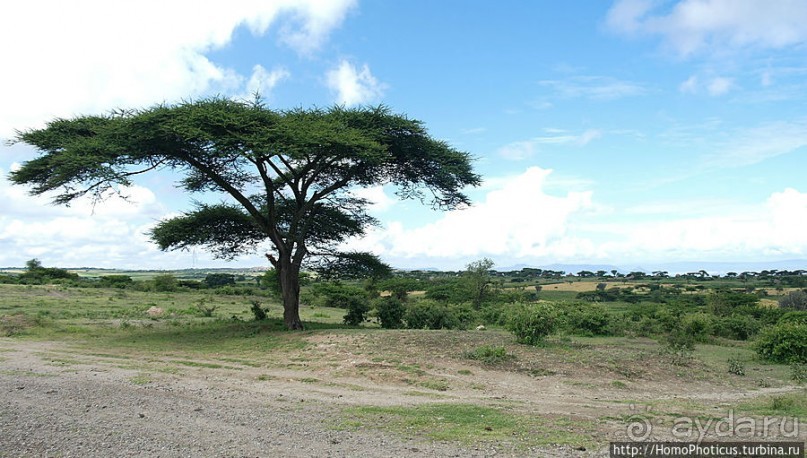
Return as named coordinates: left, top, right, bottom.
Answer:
left=139, top=413, right=145, bottom=418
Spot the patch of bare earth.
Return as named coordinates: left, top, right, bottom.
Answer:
left=1, top=331, right=804, bottom=457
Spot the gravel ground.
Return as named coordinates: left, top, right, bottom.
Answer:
left=0, top=340, right=583, bottom=457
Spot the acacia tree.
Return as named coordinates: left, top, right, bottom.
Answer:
left=10, top=98, right=479, bottom=329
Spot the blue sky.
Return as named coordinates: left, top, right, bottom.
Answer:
left=2, top=0, right=807, bottom=271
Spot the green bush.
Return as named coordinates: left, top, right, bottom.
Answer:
left=707, top=290, right=759, bottom=317
left=306, top=282, right=368, bottom=309
left=479, top=303, right=508, bottom=326
left=661, top=327, right=695, bottom=366
left=562, top=303, right=611, bottom=336
left=463, top=345, right=511, bottom=363
left=403, top=300, right=472, bottom=330
left=250, top=300, right=268, bottom=321
left=99, top=275, right=133, bottom=288
left=779, top=311, right=807, bottom=326
left=506, top=303, right=557, bottom=345
left=754, top=322, right=807, bottom=363
left=714, top=315, right=761, bottom=340
left=374, top=296, right=405, bottom=329
left=727, top=356, right=745, bottom=376
left=343, top=300, right=370, bottom=326
left=153, top=274, right=178, bottom=292
left=681, top=313, right=714, bottom=342
left=203, top=273, right=236, bottom=288
left=791, top=363, right=807, bottom=384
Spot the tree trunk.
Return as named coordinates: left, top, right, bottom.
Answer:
left=278, top=256, right=304, bottom=330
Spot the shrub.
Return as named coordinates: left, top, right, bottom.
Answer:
left=203, top=273, right=236, bottom=288
left=403, top=300, right=471, bottom=330
left=779, top=290, right=807, bottom=310
left=714, top=315, right=761, bottom=340
left=479, top=303, right=508, bottom=326
left=99, top=275, right=133, bottom=288
left=563, top=303, right=611, bottom=336
left=250, top=300, right=268, bottom=321
left=506, top=303, right=557, bottom=345
left=778, top=311, right=807, bottom=326
left=153, top=274, right=178, bottom=292
left=661, top=328, right=695, bottom=366
left=194, top=298, right=217, bottom=317
left=681, top=313, right=713, bottom=342
left=754, top=322, right=807, bottom=363
left=374, top=296, right=405, bottom=329
left=791, top=363, right=807, bottom=384
left=727, top=356, right=745, bottom=376
left=707, top=290, right=759, bottom=316
left=305, top=282, right=368, bottom=309
left=463, top=345, right=511, bottom=364
left=343, top=300, right=370, bottom=326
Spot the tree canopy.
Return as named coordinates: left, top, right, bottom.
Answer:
left=10, top=97, right=480, bottom=329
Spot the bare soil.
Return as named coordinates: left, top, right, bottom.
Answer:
left=1, top=331, right=804, bottom=457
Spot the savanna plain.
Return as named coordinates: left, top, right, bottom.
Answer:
left=1, top=267, right=806, bottom=457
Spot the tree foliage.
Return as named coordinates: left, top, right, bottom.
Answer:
left=10, top=98, right=479, bottom=329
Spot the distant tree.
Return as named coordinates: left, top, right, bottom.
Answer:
left=153, top=274, right=178, bottom=292
left=596, top=282, right=607, bottom=292
left=19, top=258, right=79, bottom=283
left=10, top=98, right=479, bottom=329
left=377, top=277, right=421, bottom=302
left=25, top=258, right=43, bottom=271
left=203, top=273, right=236, bottom=288
left=464, top=258, right=495, bottom=309
left=779, top=290, right=807, bottom=311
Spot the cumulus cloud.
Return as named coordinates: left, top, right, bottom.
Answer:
left=593, top=188, right=807, bottom=261
left=326, top=60, right=387, bottom=106
left=606, top=0, right=807, bottom=56
left=0, top=167, right=176, bottom=268
left=346, top=167, right=594, bottom=259
left=0, top=0, right=356, bottom=137
left=242, top=65, right=291, bottom=100
left=351, top=186, right=396, bottom=212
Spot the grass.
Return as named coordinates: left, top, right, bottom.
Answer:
left=3, top=281, right=806, bottom=451
left=338, top=403, right=595, bottom=449
left=462, top=345, right=512, bottom=364
left=739, top=391, right=807, bottom=417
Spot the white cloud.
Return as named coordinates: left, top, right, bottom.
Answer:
left=326, top=60, right=387, bottom=106
left=707, top=76, right=734, bottom=96
left=679, top=75, right=699, bottom=93
left=591, top=188, right=807, bottom=261
left=0, top=167, right=175, bottom=268
left=679, top=75, right=735, bottom=96
left=242, top=65, right=291, bottom=100
left=606, top=0, right=807, bottom=56
left=0, top=0, right=356, bottom=138
left=497, top=129, right=602, bottom=160
left=346, top=167, right=594, bottom=259
left=497, top=140, right=538, bottom=161
left=539, top=76, right=647, bottom=100
left=276, top=0, right=358, bottom=55
left=351, top=186, right=396, bottom=212
left=702, top=119, right=807, bottom=168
